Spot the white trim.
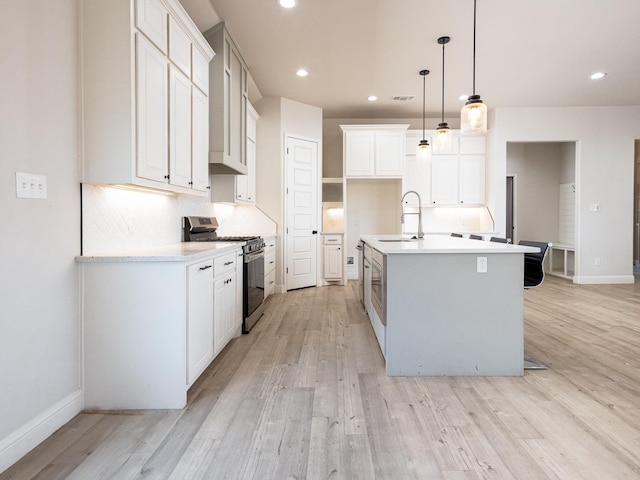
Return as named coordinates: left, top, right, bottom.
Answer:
left=573, top=275, right=635, bottom=285
left=0, top=390, right=83, bottom=474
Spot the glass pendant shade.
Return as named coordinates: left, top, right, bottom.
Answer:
left=416, top=139, right=432, bottom=161
left=461, top=95, right=487, bottom=135
left=461, top=0, right=488, bottom=136
left=434, top=123, right=453, bottom=152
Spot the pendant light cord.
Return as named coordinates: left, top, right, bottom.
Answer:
left=441, top=41, right=445, bottom=124
left=422, top=72, right=426, bottom=139
left=472, top=0, right=477, bottom=96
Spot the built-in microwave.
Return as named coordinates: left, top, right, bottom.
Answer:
left=370, top=250, right=386, bottom=326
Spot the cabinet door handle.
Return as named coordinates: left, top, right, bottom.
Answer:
left=270, top=260, right=275, bottom=264
left=224, top=261, right=233, bottom=266
left=199, top=265, right=212, bottom=271
left=312, top=230, right=318, bottom=234
left=365, top=265, right=370, bottom=269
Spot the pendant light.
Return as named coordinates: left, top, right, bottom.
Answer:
left=417, top=69, right=432, bottom=161
left=434, top=36, right=453, bottom=152
left=461, top=0, right=487, bottom=135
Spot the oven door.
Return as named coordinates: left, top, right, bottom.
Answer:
left=243, top=249, right=265, bottom=333
left=370, top=257, right=386, bottom=326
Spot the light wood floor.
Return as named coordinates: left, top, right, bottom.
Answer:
left=3, top=276, right=640, bottom=480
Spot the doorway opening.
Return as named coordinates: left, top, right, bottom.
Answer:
left=634, top=140, right=640, bottom=273
left=506, top=141, right=577, bottom=280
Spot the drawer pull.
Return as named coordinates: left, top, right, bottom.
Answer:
left=224, top=261, right=233, bottom=266
left=199, top=265, right=212, bottom=271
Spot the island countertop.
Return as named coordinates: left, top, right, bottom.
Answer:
left=360, top=234, right=539, bottom=254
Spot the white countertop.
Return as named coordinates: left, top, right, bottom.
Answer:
left=361, top=234, right=540, bottom=254
left=76, top=241, right=243, bottom=263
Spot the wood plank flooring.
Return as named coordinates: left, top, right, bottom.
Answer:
left=3, top=276, right=640, bottom=479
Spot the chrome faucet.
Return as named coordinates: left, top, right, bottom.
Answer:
left=401, top=190, right=424, bottom=239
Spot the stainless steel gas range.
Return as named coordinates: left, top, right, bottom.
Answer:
left=183, top=216, right=266, bottom=333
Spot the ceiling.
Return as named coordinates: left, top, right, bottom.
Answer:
left=179, top=0, right=640, bottom=119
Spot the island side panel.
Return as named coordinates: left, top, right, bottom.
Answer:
left=385, top=252, right=524, bottom=376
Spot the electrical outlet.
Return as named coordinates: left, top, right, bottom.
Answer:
left=594, top=257, right=601, bottom=266
left=477, top=256, right=488, bottom=273
left=16, top=172, right=47, bottom=199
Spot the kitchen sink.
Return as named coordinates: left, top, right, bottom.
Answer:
left=375, top=236, right=422, bottom=242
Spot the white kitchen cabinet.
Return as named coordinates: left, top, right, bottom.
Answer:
left=168, top=16, right=191, bottom=76
left=402, top=130, right=431, bottom=206
left=211, top=102, right=259, bottom=203
left=323, top=246, right=342, bottom=279
left=341, top=125, right=409, bottom=178
left=191, top=87, right=210, bottom=192
left=136, top=34, right=169, bottom=183
left=168, top=65, right=192, bottom=188
left=430, top=136, right=485, bottom=206
left=264, top=237, right=277, bottom=299
left=213, top=251, right=239, bottom=355
left=322, top=234, right=343, bottom=281
left=431, top=155, right=459, bottom=205
left=187, top=258, right=214, bottom=386
left=81, top=0, right=214, bottom=196
left=458, top=154, right=485, bottom=205
left=135, top=0, right=169, bottom=54
left=80, top=245, right=242, bottom=410
left=205, top=22, right=249, bottom=175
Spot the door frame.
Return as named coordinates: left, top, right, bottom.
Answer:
left=283, top=132, right=322, bottom=291
left=506, top=174, right=517, bottom=244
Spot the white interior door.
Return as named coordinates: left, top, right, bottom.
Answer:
left=286, top=136, right=319, bottom=290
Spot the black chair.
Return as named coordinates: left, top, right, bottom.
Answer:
left=490, top=236, right=509, bottom=243
left=450, top=233, right=463, bottom=238
left=518, top=240, right=551, bottom=288
left=469, top=234, right=483, bottom=240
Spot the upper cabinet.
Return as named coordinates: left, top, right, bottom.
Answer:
left=204, top=22, right=249, bottom=175
left=341, top=125, right=409, bottom=178
left=401, top=129, right=486, bottom=207
left=211, top=102, right=259, bottom=204
left=81, top=0, right=214, bottom=196
left=431, top=135, right=486, bottom=206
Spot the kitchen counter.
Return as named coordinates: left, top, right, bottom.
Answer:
left=75, top=241, right=243, bottom=263
left=361, top=234, right=537, bottom=377
left=361, top=234, right=537, bottom=255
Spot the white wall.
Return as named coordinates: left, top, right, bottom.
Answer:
left=255, top=97, right=322, bottom=291
left=489, top=107, right=640, bottom=283
left=0, top=0, right=83, bottom=472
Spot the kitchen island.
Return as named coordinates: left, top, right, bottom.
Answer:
left=361, top=235, right=539, bottom=377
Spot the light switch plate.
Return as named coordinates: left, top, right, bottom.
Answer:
left=16, top=172, right=47, bottom=199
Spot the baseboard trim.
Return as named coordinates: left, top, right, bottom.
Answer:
left=0, top=389, right=83, bottom=474
left=573, top=275, right=635, bottom=285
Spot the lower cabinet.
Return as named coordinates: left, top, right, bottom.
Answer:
left=323, top=246, right=342, bottom=279
left=80, top=246, right=242, bottom=410
left=264, top=236, right=276, bottom=299
left=213, top=250, right=241, bottom=355
left=322, top=234, right=343, bottom=283
left=187, top=258, right=214, bottom=385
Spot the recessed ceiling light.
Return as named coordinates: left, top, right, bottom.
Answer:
left=279, top=0, right=296, bottom=8
left=368, top=95, right=377, bottom=101
left=590, top=72, right=606, bottom=80
left=296, top=69, right=308, bottom=77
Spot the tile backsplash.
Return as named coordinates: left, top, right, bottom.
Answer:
left=82, top=184, right=277, bottom=255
